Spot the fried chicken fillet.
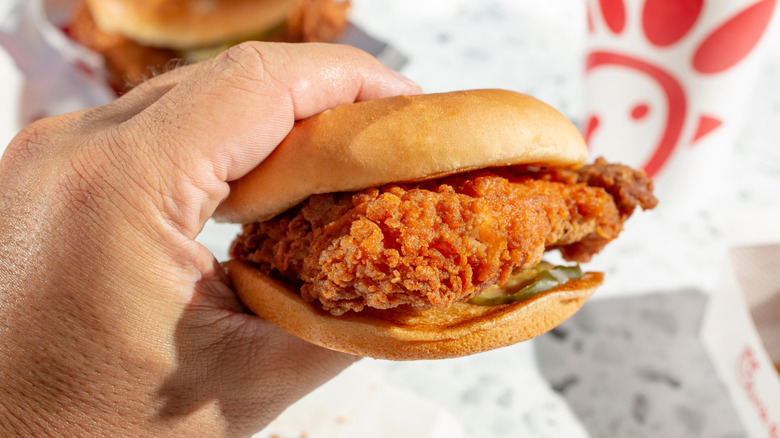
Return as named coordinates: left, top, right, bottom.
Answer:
left=231, top=159, right=656, bottom=315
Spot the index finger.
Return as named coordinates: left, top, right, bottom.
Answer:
left=136, top=42, right=421, bottom=182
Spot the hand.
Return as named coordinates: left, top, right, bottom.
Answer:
left=0, top=42, right=420, bottom=437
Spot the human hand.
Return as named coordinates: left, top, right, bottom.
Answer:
left=0, top=42, right=420, bottom=437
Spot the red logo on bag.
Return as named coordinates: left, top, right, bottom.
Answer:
left=736, top=345, right=779, bottom=437
left=585, top=0, right=776, bottom=178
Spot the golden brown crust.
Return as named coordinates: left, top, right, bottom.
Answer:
left=215, top=89, right=589, bottom=224
left=85, top=0, right=298, bottom=48
left=224, top=260, right=602, bottom=360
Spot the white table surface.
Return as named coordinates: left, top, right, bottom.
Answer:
left=2, top=1, right=780, bottom=437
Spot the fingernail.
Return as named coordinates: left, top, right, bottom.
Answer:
left=392, top=70, right=422, bottom=92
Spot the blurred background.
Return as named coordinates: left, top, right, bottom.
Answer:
left=2, top=1, right=780, bottom=437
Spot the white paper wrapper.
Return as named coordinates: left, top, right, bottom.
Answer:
left=703, top=207, right=780, bottom=437
left=732, top=219, right=780, bottom=366
left=0, top=0, right=114, bottom=124
left=583, top=0, right=778, bottom=209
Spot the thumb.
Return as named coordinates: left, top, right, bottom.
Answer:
left=125, top=42, right=420, bottom=238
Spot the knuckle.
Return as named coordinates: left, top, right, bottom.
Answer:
left=216, top=41, right=290, bottom=86
left=222, top=41, right=270, bottom=77
left=5, top=118, right=58, bottom=163
left=0, top=116, right=84, bottom=186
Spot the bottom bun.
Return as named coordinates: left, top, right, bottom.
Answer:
left=224, top=260, right=603, bottom=360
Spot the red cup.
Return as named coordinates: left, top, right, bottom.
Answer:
left=584, top=0, right=777, bottom=207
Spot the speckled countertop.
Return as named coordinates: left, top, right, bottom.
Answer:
left=2, top=1, right=780, bottom=437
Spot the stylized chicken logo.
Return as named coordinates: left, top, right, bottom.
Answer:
left=584, top=0, right=776, bottom=179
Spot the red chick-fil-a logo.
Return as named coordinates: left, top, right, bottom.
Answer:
left=736, top=345, right=779, bottom=437
left=585, top=0, right=777, bottom=178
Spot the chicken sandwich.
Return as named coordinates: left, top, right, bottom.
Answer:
left=68, top=0, right=351, bottom=91
left=215, top=89, right=657, bottom=360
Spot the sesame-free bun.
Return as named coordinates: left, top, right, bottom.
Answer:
left=225, top=260, right=602, bottom=360
left=219, top=89, right=596, bottom=360
left=214, top=89, right=588, bottom=224
left=84, top=0, right=297, bottom=49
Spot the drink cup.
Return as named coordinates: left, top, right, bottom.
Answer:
left=583, top=0, right=778, bottom=208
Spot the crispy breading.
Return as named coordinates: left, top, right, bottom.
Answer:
left=231, top=161, right=656, bottom=315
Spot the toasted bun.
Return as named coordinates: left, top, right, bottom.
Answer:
left=84, top=0, right=297, bottom=49
left=214, top=89, right=588, bottom=224
left=225, top=260, right=602, bottom=360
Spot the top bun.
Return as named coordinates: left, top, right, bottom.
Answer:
left=84, top=0, right=297, bottom=49
left=215, top=89, right=588, bottom=224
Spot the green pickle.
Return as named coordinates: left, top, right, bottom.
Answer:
left=468, top=263, right=583, bottom=306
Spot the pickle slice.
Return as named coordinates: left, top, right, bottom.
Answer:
left=468, top=264, right=583, bottom=306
